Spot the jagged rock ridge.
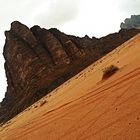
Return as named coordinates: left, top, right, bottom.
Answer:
left=0, top=21, right=140, bottom=124
left=121, top=15, right=140, bottom=29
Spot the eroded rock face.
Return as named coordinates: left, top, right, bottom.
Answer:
left=120, top=15, right=140, bottom=29
left=0, top=21, right=140, bottom=124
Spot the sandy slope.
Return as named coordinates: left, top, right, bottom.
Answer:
left=0, top=33, right=140, bottom=140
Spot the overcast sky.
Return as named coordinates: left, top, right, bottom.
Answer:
left=0, top=0, right=140, bottom=101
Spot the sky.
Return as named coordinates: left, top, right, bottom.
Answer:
left=0, top=0, right=140, bottom=101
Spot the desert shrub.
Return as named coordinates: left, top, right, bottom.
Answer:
left=102, top=65, right=119, bottom=79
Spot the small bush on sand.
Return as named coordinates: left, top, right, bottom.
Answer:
left=102, top=65, right=119, bottom=79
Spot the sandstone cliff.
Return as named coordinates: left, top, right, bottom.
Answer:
left=0, top=21, right=139, bottom=124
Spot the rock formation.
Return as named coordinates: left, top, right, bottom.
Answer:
left=0, top=21, right=140, bottom=124
left=120, top=15, right=140, bottom=29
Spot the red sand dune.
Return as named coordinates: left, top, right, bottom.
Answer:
left=0, top=33, right=140, bottom=140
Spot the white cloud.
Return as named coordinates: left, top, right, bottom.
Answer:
left=33, top=0, right=79, bottom=28
left=119, top=0, right=140, bottom=14
left=59, top=0, right=124, bottom=37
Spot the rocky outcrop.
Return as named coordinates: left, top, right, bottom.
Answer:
left=120, top=15, right=140, bottom=29
left=0, top=21, right=140, bottom=124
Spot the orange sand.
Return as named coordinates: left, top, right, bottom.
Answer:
left=0, top=33, right=140, bottom=140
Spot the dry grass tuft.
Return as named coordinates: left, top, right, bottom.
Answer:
left=102, top=65, right=119, bottom=79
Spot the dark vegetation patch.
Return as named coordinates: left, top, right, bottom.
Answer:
left=102, top=65, right=119, bottom=80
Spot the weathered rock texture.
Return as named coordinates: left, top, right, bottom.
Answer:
left=0, top=21, right=140, bottom=124
left=121, top=15, right=140, bottom=29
